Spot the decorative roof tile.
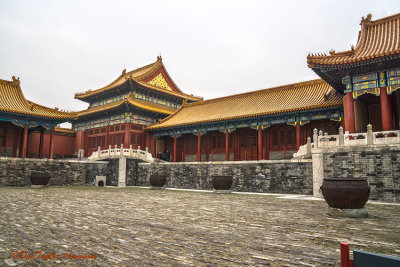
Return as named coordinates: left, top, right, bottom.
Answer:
left=147, top=79, right=342, bottom=130
left=307, top=13, right=400, bottom=66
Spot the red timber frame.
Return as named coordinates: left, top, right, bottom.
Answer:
left=160, top=119, right=340, bottom=162
left=84, top=122, right=147, bottom=157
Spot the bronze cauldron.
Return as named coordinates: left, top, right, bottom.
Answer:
left=30, top=173, right=51, bottom=186
left=149, top=174, right=166, bottom=187
left=320, top=178, right=370, bottom=209
left=211, top=175, right=233, bottom=191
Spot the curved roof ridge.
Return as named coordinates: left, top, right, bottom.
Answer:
left=367, top=12, right=400, bottom=25
left=185, top=79, right=325, bottom=108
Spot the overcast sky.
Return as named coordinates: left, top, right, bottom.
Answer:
left=1, top=0, right=399, bottom=113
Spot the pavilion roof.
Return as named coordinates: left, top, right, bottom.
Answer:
left=77, top=95, right=175, bottom=118
left=74, top=56, right=202, bottom=102
left=147, top=79, right=342, bottom=130
left=0, top=77, right=75, bottom=120
left=307, top=13, right=400, bottom=67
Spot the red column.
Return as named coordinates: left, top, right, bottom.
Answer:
left=197, top=134, right=201, bottom=162
left=21, top=124, right=28, bottom=158
left=38, top=130, right=45, bottom=158
left=343, top=92, right=355, bottom=133
left=380, top=87, right=394, bottom=131
left=124, top=123, right=130, bottom=147
left=49, top=127, right=55, bottom=159
left=13, top=127, right=20, bottom=157
left=264, top=128, right=269, bottom=160
left=225, top=131, right=229, bottom=161
left=296, top=122, right=301, bottom=150
left=173, top=135, right=177, bottom=162
left=257, top=127, right=262, bottom=160
left=83, top=130, right=88, bottom=157
left=105, top=126, right=109, bottom=148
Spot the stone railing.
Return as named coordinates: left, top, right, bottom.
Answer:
left=88, top=145, right=154, bottom=163
left=293, top=124, right=400, bottom=158
left=315, top=125, right=400, bottom=149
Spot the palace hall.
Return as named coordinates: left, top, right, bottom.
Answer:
left=0, top=13, right=399, bottom=161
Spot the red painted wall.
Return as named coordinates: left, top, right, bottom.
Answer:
left=27, top=132, right=75, bottom=158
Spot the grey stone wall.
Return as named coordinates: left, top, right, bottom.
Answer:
left=126, top=159, right=139, bottom=186
left=184, top=153, right=234, bottom=162
left=0, top=157, right=108, bottom=186
left=322, top=145, right=400, bottom=202
left=138, top=159, right=312, bottom=194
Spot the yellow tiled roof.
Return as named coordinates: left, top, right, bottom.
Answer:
left=77, top=96, right=176, bottom=118
left=75, top=57, right=202, bottom=102
left=0, top=77, right=75, bottom=120
left=147, top=79, right=343, bottom=130
left=307, top=13, right=400, bottom=66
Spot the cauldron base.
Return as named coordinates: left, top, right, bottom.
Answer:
left=327, top=207, right=368, bottom=218
left=31, top=185, right=46, bottom=189
left=150, top=186, right=165, bottom=190
left=213, top=189, right=231, bottom=194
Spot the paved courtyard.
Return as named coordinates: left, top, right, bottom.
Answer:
left=0, top=187, right=399, bottom=266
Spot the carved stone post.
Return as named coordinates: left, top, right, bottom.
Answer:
left=306, top=137, right=312, bottom=157
left=367, top=124, right=373, bottom=145
left=339, top=126, right=344, bottom=146
left=313, top=128, right=318, bottom=148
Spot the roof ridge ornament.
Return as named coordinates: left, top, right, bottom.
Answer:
left=11, top=76, right=20, bottom=85
left=329, top=49, right=336, bottom=56
left=360, top=14, right=372, bottom=27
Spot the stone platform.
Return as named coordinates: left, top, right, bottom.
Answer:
left=0, top=187, right=399, bottom=266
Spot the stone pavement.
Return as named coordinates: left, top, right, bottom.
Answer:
left=0, top=187, right=399, bottom=266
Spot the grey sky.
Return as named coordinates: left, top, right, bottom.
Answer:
left=1, top=0, right=399, bottom=113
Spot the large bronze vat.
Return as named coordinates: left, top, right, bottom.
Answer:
left=211, top=175, right=233, bottom=191
left=149, top=174, right=166, bottom=187
left=30, top=173, right=51, bottom=186
left=320, top=178, right=369, bottom=209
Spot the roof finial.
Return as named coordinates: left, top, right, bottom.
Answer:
left=122, top=68, right=126, bottom=75
left=157, top=54, right=162, bottom=61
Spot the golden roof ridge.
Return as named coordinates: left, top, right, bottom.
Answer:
left=147, top=79, right=342, bottom=130
left=184, top=79, right=326, bottom=108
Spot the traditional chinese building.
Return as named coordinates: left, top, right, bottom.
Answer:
left=307, top=13, right=400, bottom=133
left=73, top=56, right=202, bottom=157
left=0, top=77, right=75, bottom=158
left=147, top=79, right=343, bottom=162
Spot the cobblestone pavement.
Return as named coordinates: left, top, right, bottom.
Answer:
left=0, top=187, right=399, bottom=266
